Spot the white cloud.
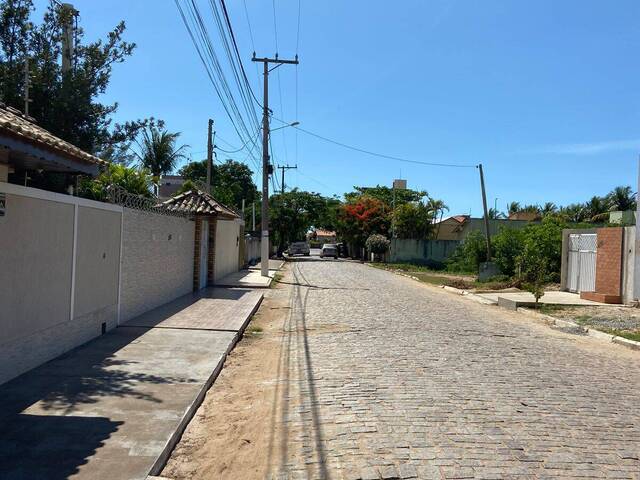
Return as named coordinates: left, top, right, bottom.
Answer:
left=531, top=139, right=640, bottom=156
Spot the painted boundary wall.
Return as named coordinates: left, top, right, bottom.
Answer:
left=389, top=238, right=461, bottom=264
left=214, top=218, right=241, bottom=281
left=0, top=182, right=122, bottom=384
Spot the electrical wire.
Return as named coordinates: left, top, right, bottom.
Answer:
left=271, top=118, right=476, bottom=168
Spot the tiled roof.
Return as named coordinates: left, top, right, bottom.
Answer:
left=315, top=229, right=336, bottom=236
left=162, top=189, right=240, bottom=219
left=0, top=104, right=106, bottom=167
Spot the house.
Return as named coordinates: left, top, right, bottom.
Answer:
left=0, top=103, right=104, bottom=185
left=432, top=215, right=532, bottom=241
left=310, top=228, right=337, bottom=244
left=158, top=175, right=186, bottom=199
left=508, top=211, right=540, bottom=221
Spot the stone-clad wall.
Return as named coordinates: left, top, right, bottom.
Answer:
left=119, top=208, right=195, bottom=323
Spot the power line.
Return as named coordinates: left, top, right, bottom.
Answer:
left=271, top=0, right=279, bottom=53
left=279, top=120, right=476, bottom=168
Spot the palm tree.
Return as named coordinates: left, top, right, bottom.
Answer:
left=485, top=207, right=505, bottom=219
left=428, top=198, right=449, bottom=239
left=134, top=127, right=189, bottom=194
left=507, top=201, right=521, bottom=215
left=558, top=203, right=586, bottom=223
left=607, top=186, right=636, bottom=212
left=541, top=202, right=557, bottom=216
left=584, top=196, right=608, bottom=222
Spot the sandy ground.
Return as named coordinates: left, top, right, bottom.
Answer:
left=161, top=269, right=293, bottom=480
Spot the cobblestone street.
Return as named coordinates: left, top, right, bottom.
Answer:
left=271, top=259, right=640, bottom=479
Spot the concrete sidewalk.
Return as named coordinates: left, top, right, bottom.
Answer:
left=0, top=287, right=263, bottom=480
left=216, top=268, right=276, bottom=288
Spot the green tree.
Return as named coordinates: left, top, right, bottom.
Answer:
left=492, top=228, right=525, bottom=277
left=78, top=163, right=152, bottom=201
left=507, top=202, right=521, bottom=215
left=393, top=201, right=435, bottom=239
left=270, top=189, right=336, bottom=249
left=133, top=126, right=188, bottom=194
left=584, top=195, right=608, bottom=222
left=446, top=230, right=487, bottom=273
left=0, top=0, right=149, bottom=158
left=607, top=186, right=636, bottom=211
left=518, top=217, right=566, bottom=282
left=541, top=202, right=557, bottom=216
left=344, top=185, right=426, bottom=206
left=178, top=159, right=258, bottom=209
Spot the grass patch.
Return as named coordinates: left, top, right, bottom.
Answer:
left=246, top=325, right=263, bottom=335
left=599, top=329, right=640, bottom=342
left=538, top=304, right=568, bottom=316
left=573, top=314, right=593, bottom=325
left=271, top=272, right=283, bottom=287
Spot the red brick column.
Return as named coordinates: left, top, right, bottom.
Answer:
left=207, top=218, right=217, bottom=286
left=581, top=227, right=623, bottom=303
left=193, top=218, right=202, bottom=291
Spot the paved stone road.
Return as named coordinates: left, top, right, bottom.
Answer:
left=270, top=259, right=640, bottom=479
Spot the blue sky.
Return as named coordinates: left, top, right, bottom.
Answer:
left=33, top=0, right=640, bottom=215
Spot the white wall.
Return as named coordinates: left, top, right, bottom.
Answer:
left=119, top=208, right=195, bottom=322
left=0, top=183, right=122, bottom=384
left=215, top=218, right=241, bottom=281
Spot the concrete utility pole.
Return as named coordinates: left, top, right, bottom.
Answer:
left=61, top=3, right=75, bottom=73
left=252, top=53, right=299, bottom=277
left=23, top=58, right=31, bottom=116
left=477, top=163, right=492, bottom=261
left=206, top=119, right=214, bottom=194
left=252, top=202, right=256, bottom=231
left=278, top=164, right=297, bottom=195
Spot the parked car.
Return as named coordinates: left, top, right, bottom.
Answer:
left=320, top=243, right=339, bottom=259
left=288, top=241, right=310, bottom=256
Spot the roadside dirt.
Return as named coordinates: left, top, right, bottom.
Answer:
left=161, top=269, right=293, bottom=480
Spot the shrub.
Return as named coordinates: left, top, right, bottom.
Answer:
left=365, top=234, right=390, bottom=254
left=492, top=228, right=525, bottom=277
left=446, top=230, right=487, bottom=273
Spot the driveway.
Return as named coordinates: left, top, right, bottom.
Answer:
left=256, top=261, right=640, bottom=478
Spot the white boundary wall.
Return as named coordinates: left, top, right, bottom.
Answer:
left=0, top=182, right=122, bottom=384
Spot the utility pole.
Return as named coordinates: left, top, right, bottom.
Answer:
left=61, top=3, right=75, bottom=73
left=477, top=163, right=492, bottom=261
left=252, top=53, right=299, bottom=277
left=278, top=164, right=297, bottom=195
left=23, top=58, right=31, bottom=116
left=206, top=119, right=214, bottom=194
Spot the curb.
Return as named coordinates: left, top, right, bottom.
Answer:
left=147, top=294, right=264, bottom=477
left=516, top=307, right=640, bottom=351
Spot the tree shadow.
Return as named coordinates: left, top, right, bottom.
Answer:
left=0, top=414, right=122, bottom=480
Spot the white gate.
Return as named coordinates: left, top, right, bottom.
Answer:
left=567, top=233, right=597, bottom=293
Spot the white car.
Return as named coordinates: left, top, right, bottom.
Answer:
left=320, top=243, right=338, bottom=259
left=288, top=241, right=310, bottom=256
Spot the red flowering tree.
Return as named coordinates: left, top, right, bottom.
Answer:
left=337, top=196, right=391, bottom=250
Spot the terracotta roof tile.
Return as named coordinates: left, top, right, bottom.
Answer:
left=162, top=189, right=240, bottom=219
left=0, top=104, right=105, bottom=167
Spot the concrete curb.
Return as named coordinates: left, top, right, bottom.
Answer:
left=516, top=306, right=640, bottom=351
left=147, top=293, right=264, bottom=477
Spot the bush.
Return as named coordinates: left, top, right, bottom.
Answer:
left=446, top=230, right=487, bottom=273
left=492, top=228, right=525, bottom=277
left=365, top=234, right=390, bottom=254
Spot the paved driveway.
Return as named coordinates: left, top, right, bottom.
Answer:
left=274, top=260, right=640, bottom=479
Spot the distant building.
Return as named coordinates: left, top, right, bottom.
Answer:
left=609, top=210, right=636, bottom=225
left=433, top=215, right=533, bottom=241
left=393, top=179, right=407, bottom=190
left=158, top=175, right=185, bottom=199
left=508, top=211, right=540, bottom=221
left=308, top=228, right=337, bottom=244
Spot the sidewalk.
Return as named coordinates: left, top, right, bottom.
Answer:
left=0, top=287, right=263, bottom=480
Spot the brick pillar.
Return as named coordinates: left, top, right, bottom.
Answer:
left=595, top=227, right=623, bottom=297
left=193, top=217, right=202, bottom=291
left=207, top=218, right=217, bottom=286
